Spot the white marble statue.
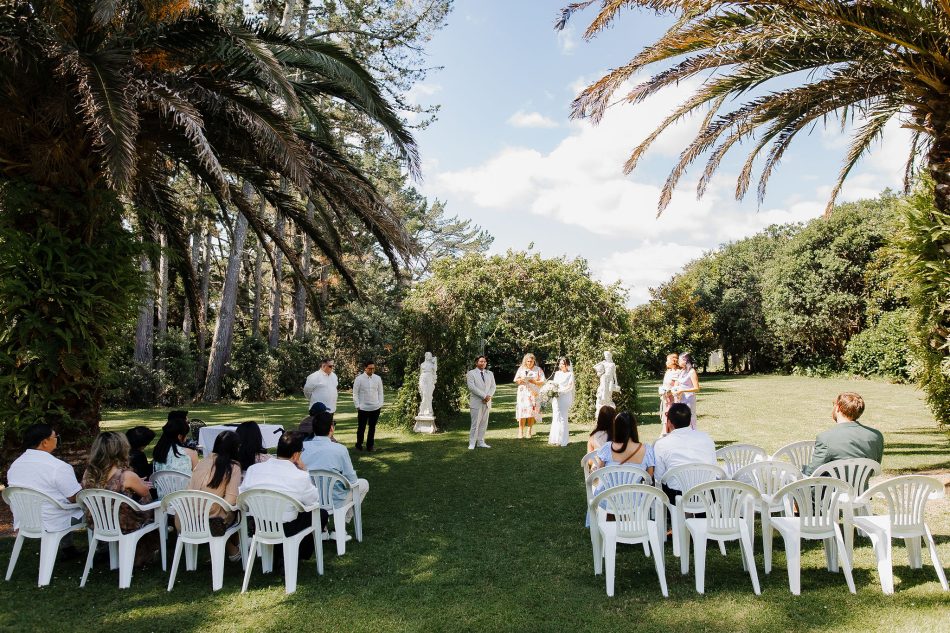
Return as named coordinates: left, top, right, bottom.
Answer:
left=594, top=350, right=620, bottom=411
left=417, top=352, right=438, bottom=418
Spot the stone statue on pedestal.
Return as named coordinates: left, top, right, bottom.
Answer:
left=414, top=352, right=438, bottom=433
left=594, top=350, right=620, bottom=411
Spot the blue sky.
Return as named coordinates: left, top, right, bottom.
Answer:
left=410, top=0, right=908, bottom=304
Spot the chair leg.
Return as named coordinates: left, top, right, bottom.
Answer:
left=823, top=537, right=839, bottom=573
left=157, top=512, right=168, bottom=572
left=692, top=530, right=708, bottom=594
left=868, top=531, right=893, bottom=594
left=784, top=537, right=801, bottom=595
left=241, top=540, right=258, bottom=593
left=649, top=524, right=668, bottom=598
left=590, top=525, right=603, bottom=576
left=680, top=526, right=691, bottom=576
left=167, top=538, right=184, bottom=592
left=37, top=532, right=66, bottom=587
left=5, top=534, right=25, bottom=581
left=117, top=537, right=138, bottom=589
left=740, top=526, right=760, bottom=595
left=312, top=530, right=324, bottom=576
left=604, top=536, right=617, bottom=597
left=669, top=506, right=680, bottom=558
left=108, top=542, right=118, bottom=570
left=763, top=514, right=773, bottom=575
left=261, top=543, right=274, bottom=574
left=643, top=541, right=651, bottom=558
left=239, top=517, right=249, bottom=571
left=834, top=528, right=856, bottom=594
left=209, top=538, right=227, bottom=591
left=185, top=543, right=198, bottom=571
left=333, top=509, right=347, bottom=556
left=718, top=540, right=727, bottom=556
left=924, top=526, right=949, bottom=591
left=905, top=537, right=922, bottom=569
left=80, top=537, right=97, bottom=588
left=354, top=502, right=363, bottom=542
left=283, top=538, right=300, bottom=594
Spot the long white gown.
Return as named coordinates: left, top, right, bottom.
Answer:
left=548, top=369, right=575, bottom=446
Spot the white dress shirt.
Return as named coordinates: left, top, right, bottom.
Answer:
left=352, top=372, right=384, bottom=411
left=652, top=427, right=717, bottom=491
left=7, top=449, right=83, bottom=531
left=303, top=369, right=339, bottom=412
left=239, top=458, right=320, bottom=521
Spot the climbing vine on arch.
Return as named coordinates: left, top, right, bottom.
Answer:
left=388, top=251, right=638, bottom=429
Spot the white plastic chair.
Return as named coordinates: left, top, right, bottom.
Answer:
left=852, top=475, right=948, bottom=594
left=771, top=441, right=815, bottom=473
left=812, top=458, right=882, bottom=557
left=658, top=463, right=727, bottom=558
left=77, top=489, right=163, bottom=589
left=585, top=465, right=655, bottom=570
left=589, top=484, right=669, bottom=597
left=2, top=486, right=85, bottom=587
left=681, top=481, right=762, bottom=594
left=308, top=470, right=362, bottom=556
left=716, top=444, right=768, bottom=478
left=162, top=490, right=244, bottom=592
left=149, top=471, right=190, bottom=567
left=581, top=450, right=599, bottom=481
left=733, top=460, right=801, bottom=574
left=769, top=478, right=856, bottom=595
left=239, top=489, right=323, bottom=594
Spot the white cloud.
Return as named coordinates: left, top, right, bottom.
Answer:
left=592, top=243, right=707, bottom=305
left=507, top=110, right=559, bottom=129
left=556, top=25, right=577, bottom=54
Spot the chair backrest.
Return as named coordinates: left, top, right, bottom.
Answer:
left=774, top=478, right=853, bottom=537
left=162, top=490, right=230, bottom=539
left=2, top=486, right=64, bottom=536
left=859, top=475, right=943, bottom=537
left=683, top=481, right=760, bottom=537
left=77, top=489, right=141, bottom=538
left=811, top=458, right=881, bottom=497
left=308, top=469, right=352, bottom=509
left=771, top=441, right=815, bottom=471
left=660, top=463, right=726, bottom=505
left=581, top=450, right=599, bottom=480
left=733, top=460, right=802, bottom=498
left=591, top=484, right=668, bottom=540
left=716, top=444, right=768, bottom=477
left=150, top=471, right=190, bottom=499
left=238, top=489, right=303, bottom=539
left=585, top=464, right=653, bottom=492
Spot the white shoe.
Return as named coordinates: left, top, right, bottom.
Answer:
left=477, top=442, right=491, bottom=449
left=468, top=444, right=475, bottom=450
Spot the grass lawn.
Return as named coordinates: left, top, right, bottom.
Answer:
left=1, top=374, right=949, bottom=632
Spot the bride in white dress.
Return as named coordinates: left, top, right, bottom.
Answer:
left=548, top=357, right=575, bottom=446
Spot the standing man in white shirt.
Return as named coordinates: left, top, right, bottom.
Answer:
left=6, top=424, right=84, bottom=555
left=303, top=358, right=339, bottom=418
left=652, top=403, right=717, bottom=501
left=352, top=360, right=384, bottom=452
left=466, top=355, right=497, bottom=450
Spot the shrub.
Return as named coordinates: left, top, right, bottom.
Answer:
left=843, top=309, right=912, bottom=382
left=222, top=335, right=278, bottom=401
left=274, top=338, right=322, bottom=397
left=154, top=330, right=197, bottom=405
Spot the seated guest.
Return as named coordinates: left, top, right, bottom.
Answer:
left=7, top=424, right=83, bottom=540
left=298, top=402, right=328, bottom=440
left=301, top=411, right=369, bottom=524
left=595, top=412, right=654, bottom=477
left=653, top=403, right=717, bottom=502
left=587, top=405, right=615, bottom=454
left=125, top=426, right=156, bottom=480
left=803, top=392, right=884, bottom=476
left=239, top=432, right=322, bottom=560
left=82, top=432, right=159, bottom=566
left=236, top=421, right=270, bottom=473
left=187, top=430, right=242, bottom=561
left=152, top=411, right=198, bottom=475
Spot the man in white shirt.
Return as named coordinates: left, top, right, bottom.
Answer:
left=303, top=358, right=339, bottom=415
left=239, top=431, right=323, bottom=560
left=653, top=403, right=717, bottom=500
left=7, top=423, right=83, bottom=535
left=466, top=355, right=497, bottom=450
left=352, top=360, right=384, bottom=451
left=301, top=412, right=369, bottom=525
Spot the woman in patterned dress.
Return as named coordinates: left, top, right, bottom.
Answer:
left=514, top=353, right=545, bottom=439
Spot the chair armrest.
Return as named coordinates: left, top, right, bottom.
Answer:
left=139, top=500, right=162, bottom=512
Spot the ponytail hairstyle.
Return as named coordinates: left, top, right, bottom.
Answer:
left=611, top=412, right=639, bottom=452
left=153, top=413, right=189, bottom=464
left=208, top=431, right=241, bottom=489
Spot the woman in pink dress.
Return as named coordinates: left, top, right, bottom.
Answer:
left=659, top=353, right=679, bottom=435
left=514, top=353, right=545, bottom=439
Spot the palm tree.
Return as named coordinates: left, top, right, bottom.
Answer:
left=556, top=0, right=950, bottom=215
left=0, top=0, right=418, bottom=437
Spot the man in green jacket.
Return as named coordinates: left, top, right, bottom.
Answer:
left=803, top=392, right=884, bottom=476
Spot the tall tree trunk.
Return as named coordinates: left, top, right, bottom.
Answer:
left=203, top=200, right=251, bottom=402
left=292, top=201, right=313, bottom=339
left=133, top=253, right=154, bottom=367
left=157, top=230, right=169, bottom=335
left=297, top=0, right=311, bottom=37
left=926, top=107, right=950, bottom=215
left=252, top=235, right=264, bottom=337
left=281, top=0, right=297, bottom=32
left=268, top=215, right=286, bottom=348
left=183, top=222, right=201, bottom=335
left=196, top=222, right=213, bottom=382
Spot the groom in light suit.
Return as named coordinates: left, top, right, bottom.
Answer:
left=467, top=355, right=496, bottom=450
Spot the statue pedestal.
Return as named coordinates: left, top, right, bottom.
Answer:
left=413, top=415, right=436, bottom=434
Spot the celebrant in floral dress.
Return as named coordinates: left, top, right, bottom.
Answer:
left=514, top=353, right=545, bottom=439
left=659, top=353, right=678, bottom=435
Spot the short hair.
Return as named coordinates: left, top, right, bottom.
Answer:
left=363, top=359, right=376, bottom=368
left=835, top=392, right=865, bottom=420
left=22, top=423, right=54, bottom=450
left=321, top=358, right=334, bottom=366
left=277, top=431, right=306, bottom=458
left=309, top=401, right=328, bottom=417
left=667, top=403, right=692, bottom=429
left=312, top=411, right=334, bottom=437
left=474, top=355, right=487, bottom=365
left=168, top=410, right=188, bottom=425
left=125, top=426, right=156, bottom=450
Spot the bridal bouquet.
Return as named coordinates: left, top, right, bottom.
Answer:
left=539, top=380, right=559, bottom=407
